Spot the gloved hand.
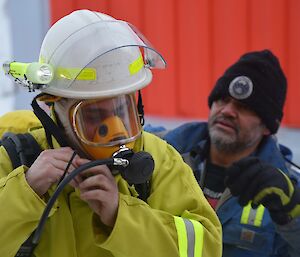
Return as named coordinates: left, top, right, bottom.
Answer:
left=225, top=157, right=300, bottom=225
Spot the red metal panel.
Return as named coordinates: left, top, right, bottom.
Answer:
left=50, top=0, right=75, bottom=24
left=287, top=0, right=300, bottom=127
left=48, top=0, right=300, bottom=127
left=177, top=0, right=212, bottom=118
left=212, top=0, right=249, bottom=83
left=249, top=0, right=287, bottom=52
left=74, top=0, right=109, bottom=13
left=249, top=0, right=289, bottom=125
left=142, top=0, right=177, bottom=117
left=109, top=0, right=143, bottom=28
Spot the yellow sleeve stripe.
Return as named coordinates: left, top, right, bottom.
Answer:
left=174, top=216, right=188, bottom=257
left=240, top=202, right=251, bottom=225
left=190, top=219, right=204, bottom=257
left=240, top=202, right=265, bottom=227
left=174, top=216, right=204, bottom=257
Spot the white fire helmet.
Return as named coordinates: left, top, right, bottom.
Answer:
left=38, top=9, right=166, bottom=159
left=39, top=9, right=166, bottom=98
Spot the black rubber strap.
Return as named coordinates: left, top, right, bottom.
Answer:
left=1, top=136, right=20, bottom=169
left=31, top=94, right=67, bottom=147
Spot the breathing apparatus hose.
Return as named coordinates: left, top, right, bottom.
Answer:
left=28, top=157, right=128, bottom=254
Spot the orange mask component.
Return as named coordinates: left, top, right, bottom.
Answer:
left=81, top=116, right=135, bottom=159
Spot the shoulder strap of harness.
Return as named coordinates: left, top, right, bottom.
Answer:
left=0, top=132, right=42, bottom=257
left=1, top=132, right=42, bottom=169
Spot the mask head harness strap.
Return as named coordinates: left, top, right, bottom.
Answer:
left=137, top=90, right=144, bottom=126
left=31, top=93, right=68, bottom=148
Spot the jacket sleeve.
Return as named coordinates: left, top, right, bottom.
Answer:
left=93, top=133, right=222, bottom=257
left=275, top=218, right=300, bottom=257
left=272, top=162, right=300, bottom=257
left=0, top=146, right=57, bottom=257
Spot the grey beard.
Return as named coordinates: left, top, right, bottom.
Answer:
left=210, top=135, right=249, bottom=154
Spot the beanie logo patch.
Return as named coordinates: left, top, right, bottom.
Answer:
left=229, top=76, right=253, bottom=100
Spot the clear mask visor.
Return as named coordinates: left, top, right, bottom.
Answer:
left=72, top=94, right=141, bottom=147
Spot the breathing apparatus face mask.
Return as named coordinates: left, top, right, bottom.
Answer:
left=71, top=93, right=141, bottom=159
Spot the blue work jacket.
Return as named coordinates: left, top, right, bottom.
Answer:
left=145, top=121, right=300, bottom=257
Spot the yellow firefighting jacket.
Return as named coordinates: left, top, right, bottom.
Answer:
left=0, top=127, right=222, bottom=257
left=0, top=110, right=41, bottom=135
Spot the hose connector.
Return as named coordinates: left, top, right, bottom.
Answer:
left=113, top=158, right=129, bottom=167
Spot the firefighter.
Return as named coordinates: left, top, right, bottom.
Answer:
left=0, top=10, right=222, bottom=257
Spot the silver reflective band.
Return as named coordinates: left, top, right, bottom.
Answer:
left=174, top=216, right=204, bottom=257
left=184, top=219, right=196, bottom=257
left=240, top=202, right=265, bottom=227
left=229, top=76, right=253, bottom=100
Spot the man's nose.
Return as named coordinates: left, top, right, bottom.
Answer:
left=220, top=101, right=238, bottom=117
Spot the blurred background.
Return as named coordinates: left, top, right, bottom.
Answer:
left=0, top=0, right=300, bottom=162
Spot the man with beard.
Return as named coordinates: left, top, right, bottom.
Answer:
left=146, top=49, right=300, bottom=257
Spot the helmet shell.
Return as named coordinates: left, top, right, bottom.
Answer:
left=39, top=10, right=165, bottom=99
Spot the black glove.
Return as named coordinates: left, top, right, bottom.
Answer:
left=225, top=157, right=300, bottom=225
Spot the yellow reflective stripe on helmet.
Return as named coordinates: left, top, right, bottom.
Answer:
left=129, top=54, right=144, bottom=75
left=56, top=67, right=97, bottom=80
left=240, top=202, right=265, bottom=227
left=174, top=216, right=204, bottom=257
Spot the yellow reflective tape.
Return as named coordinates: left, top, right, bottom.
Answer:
left=254, top=187, right=290, bottom=205
left=190, top=220, right=204, bottom=257
left=129, top=54, right=144, bottom=75
left=253, top=205, right=265, bottom=227
left=9, top=62, right=30, bottom=78
left=290, top=204, right=300, bottom=218
left=39, top=55, right=45, bottom=64
left=240, top=202, right=251, bottom=224
left=56, top=67, right=97, bottom=81
left=241, top=202, right=265, bottom=227
left=174, top=216, right=188, bottom=257
left=254, top=169, right=294, bottom=205
left=281, top=169, right=295, bottom=197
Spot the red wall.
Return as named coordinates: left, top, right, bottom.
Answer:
left=50, top=0, right=300, bottom=128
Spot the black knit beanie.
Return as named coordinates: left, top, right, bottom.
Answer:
left=208, top=49, right=287, bottom=134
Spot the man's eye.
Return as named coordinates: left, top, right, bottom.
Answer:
left=216, top=97, right=229, bottom=105
left=239, top=104, right=254, bottom=113
left=235, top=101, right=250, bottom=110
